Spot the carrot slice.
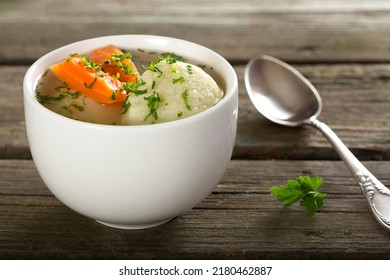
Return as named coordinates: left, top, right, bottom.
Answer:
left=51, top=54, right=127, bottom=104
left=88, top=45, right=139, bottom=83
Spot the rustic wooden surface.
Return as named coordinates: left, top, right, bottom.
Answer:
left=1, top=0, right=390, bottom=259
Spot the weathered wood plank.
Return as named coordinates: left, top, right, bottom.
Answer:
left=4, top=63, right=390, bottom=160
left=0, top=66, right=29, bottom=159
left=1, top=0, right=390, bottom=63
left=236, top=63, right=390, bottom=159
left=1, top=159, right=390, bottom=259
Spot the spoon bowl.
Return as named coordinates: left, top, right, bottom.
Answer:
left=245, top=55, right=322, bottom=126
left=245, top=55, right=390, bottom=231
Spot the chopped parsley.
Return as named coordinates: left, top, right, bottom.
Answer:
left=111, top=52, right=134, bottom=75
left=42, top=69, right=50, bottom=77
left=61, top=101, right=84, bottom=114
left=170, top=68, right=178, bottom=74
left=36, top=82, right=81, bottom=105
left=69, top=101, right=84, bottom=112
left=36, top=89, right=65, bottom=104
left=55, top=83, right=80, bottom=99
left=186, top=64, right=193, bottom=74
left=181, top=90, right=191, bottom=111
left=144, top=61, right=163, bottom=78
left=84, top=76, right=97, bottom=89
left=144, top=54, right=183, bottom=77
left=161, top=52, right=185, bottom=62
left=54, top=83, right=69, bottom=92
left=122, top=79, right=147, bottom=96
left=65, top=91, right=80, bottom=99
left=111, top=53, right=132, bottom=62
left=164, top=55, right=177, bottom=64
left=110, top=90, right=117, bottom=100
left=172, top=76, right=185, bottom=84
left=144, top=92, right=161, bottom=121
left=121, top=95, right=132, bottom=114
left=69, top=53, right=102, bottom=72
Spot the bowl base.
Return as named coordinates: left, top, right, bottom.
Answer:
left=95, top=218, right=173, bottom=230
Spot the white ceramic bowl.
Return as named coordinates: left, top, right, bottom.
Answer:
left=23, top=35, right=238, bottom=229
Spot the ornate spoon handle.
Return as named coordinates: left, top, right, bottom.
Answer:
left=310, top=118, right=390, bottom=230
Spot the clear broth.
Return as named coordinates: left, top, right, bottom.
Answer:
left=35, top=49, right=224, bottom=125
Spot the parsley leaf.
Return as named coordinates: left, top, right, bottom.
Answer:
left=111, top=52, right=134, bottom=75
left=172, top=76, right=185, bottom=84
left=70, top=53, right=102, bottom=72
left=144, top=61, right=163, bottom=78
left=84, top=76, right=97, bottom=89
left=121, top=95, right=131, bottom=114
left=270, top=176, right=326, bottom=215
left=181, top=90, right=191, bottom=111
left=36, top=90, right=65, bottom=104
left=144, top=92, right=161, bottom=121
left=122, top=79, right=147, bottom=96
left=186, top=64, right=193, bottom=74
left=161, top=52, right=185, bottom=62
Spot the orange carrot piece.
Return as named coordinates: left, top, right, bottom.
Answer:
left=51, top=54, right=127, bottom=104
left=88, top=45, right=139, bottom=83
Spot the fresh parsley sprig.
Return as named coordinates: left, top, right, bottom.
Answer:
left=270, top=176, right=326, bottom=215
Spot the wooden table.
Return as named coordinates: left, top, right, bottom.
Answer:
left=1, top=0, right=390, bottom=259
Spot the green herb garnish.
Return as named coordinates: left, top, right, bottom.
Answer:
left=55, top=83, right=80, bottom=99
left=186, top=64, right=193, bottom=74
left=111, top=52, right=134, bottom=75
left=54, top=83, right=70, bottom=92
left=172, top=76, right=185, bottom=84
left=144, top=92, right=161, bottom=121
left=122, top=79, right=147, bottom=96
left=110, top=90, right=117, bottom=100
left=42, top=69, right=50, bottom=77
left=161, top=52, right=185, bottom=62
left=164, top=55, right=177, bottom=64
left=270, top=176, right=326, bottom=215
left=121, top=95, right=131, bottom=114
left=69, top=101, right=84, bottom=112
left=61, top=101, right=84, bottom=114
left=84, top=76, right=97, bottom=89
left=36, top=90, right=65, bottom=104
left=181, top=90, right=191, bottom=111
left=70, top=53, right=101, bottom=72
left=144, top=61, right=163, bottom=78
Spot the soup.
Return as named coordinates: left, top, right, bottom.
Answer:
left=35, top=46, right=224, bottom=125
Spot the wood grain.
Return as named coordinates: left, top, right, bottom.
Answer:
left=1, top=159, right=390, bottom=259
left=2, top=0, right=390, bottom=261
left=1, top=0, right=390, bottom=63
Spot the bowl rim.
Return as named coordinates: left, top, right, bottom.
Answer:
left=23, top=34, right=238, bottom=130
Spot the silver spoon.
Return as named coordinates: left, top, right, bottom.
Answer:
left=245, top=55, right=390, bottom=231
